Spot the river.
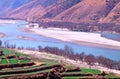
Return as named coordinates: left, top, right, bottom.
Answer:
left=0, top=20, right=120, bottom=61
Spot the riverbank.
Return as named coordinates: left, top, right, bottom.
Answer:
left=17, top=49, right=120, bottom=76
left=0, top=32, right=6, bottom=38
left=17, top=36, right=35, bottom=41
left=0, top=19, right=18, bottom=24
left=27, top=28, right=120, bottom=50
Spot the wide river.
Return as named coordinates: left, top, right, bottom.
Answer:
left=0, top=20, right=120, bottom=61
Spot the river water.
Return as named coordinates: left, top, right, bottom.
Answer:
left=0, top=20, right=120, bottom=61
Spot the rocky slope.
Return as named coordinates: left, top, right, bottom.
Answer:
left=101, top=2, right=120, bottom=25
left=54, top=0, right=120, bottom=24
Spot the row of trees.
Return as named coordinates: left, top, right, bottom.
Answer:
left=37, top=21, right=120, bottom=33
left=38, top=45, right=120, bottom=70
left=0, top=40, right=120, bottom=70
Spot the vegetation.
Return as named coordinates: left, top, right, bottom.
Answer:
left=81, top=68, right=101, bottom=74
left=0, top=59, right=8, bottom=64
left=0, top=48, right=32, bottom=66
left=0, top=41, right=119, bottom=78
left=38, top=21, right=120, bottom=33
left=20, top=60, right=30, bottom=64
left=9, top=59, right=18, bottom=64
left=37, top=45, right=120, bottom=71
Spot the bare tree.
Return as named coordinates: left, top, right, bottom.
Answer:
left=85, top=54, right=96, bottom=68
left=0, top=40, right=2, bottom=47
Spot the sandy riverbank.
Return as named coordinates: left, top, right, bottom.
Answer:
left=28, top=28, right=120, bottom=50
left=0, top=32, right=6, bottom=38
left=17, top=36, right=35, bottom=41
left=0, top=19, right=19, bottom=24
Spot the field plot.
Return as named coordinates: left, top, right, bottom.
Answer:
left=0, top=48, right=119, bottom=79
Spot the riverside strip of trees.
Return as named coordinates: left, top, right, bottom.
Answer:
left=0, top=40, right=120, bottom=71
left=37, top=21, right=120, bottom=33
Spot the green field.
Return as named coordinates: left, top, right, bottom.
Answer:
left=9, top=59, right=18, bottom=64
left=20, top=60, right=30, bottom=64
left=81, top=68, right=101, bottom=74
left=0, top=59, right=8, bottom=64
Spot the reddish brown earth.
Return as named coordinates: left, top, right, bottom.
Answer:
left=101, top=2, right=120, bottom=25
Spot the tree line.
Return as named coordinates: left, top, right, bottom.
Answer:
left=38, top=45, right=120, bottom=70
left=37, top=21, right=120, bottom=33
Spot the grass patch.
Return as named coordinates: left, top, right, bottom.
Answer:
left=81, top=68, right=101, bottom=74
left=0, top=59, right=8, bottom=64
left=38, top=59, right=58, bottom=66
left=20, top=60, right=30, bottom=64
left=64, top=65, right=75, bottom=69
left=1, top=48, right=14, bottom=55
left=15, top=53, right=22, bottom=56
left=9, top=59, right=18, bottom=64
left=106, top=74, right=120, bottom=78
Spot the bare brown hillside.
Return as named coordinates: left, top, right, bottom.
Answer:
left=101, top=2, right=120, bottom=25
left=54, top=0, right=119, bottom=24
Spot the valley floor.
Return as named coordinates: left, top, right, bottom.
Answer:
left=27, top=28, right=120, bottom=50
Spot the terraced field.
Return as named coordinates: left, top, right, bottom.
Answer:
left=0, top=48, right=119, bottom=79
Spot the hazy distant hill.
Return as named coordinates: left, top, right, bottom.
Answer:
left=6, top=0, right=59, bottom=19
left=1, top=0, right=120, bottom=25
left=0, top=0, right=31, bottom=16
left=7, top=0, right=81, bottom=20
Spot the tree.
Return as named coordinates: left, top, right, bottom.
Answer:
left=79, top=52, right=86, bottom=62
left=85, top=54, right=96, bottom=68
left=0, top=40, right=2, bottom=47
left=38, top=45, right=42, bottom=52
left=64, top=45, right=73, bottom=58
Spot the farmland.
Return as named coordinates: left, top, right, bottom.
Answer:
left=0, top=48, right=119, bottom=79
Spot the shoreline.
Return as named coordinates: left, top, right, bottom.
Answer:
left=0, top=32, right=6, bottom=38
left=73, top=40, right=120, bottom=50
left=0, top=19, right=24, bottom=24
left=17, top=36, right=35, bottom=41
left=24, top=28, right=120, bottom=50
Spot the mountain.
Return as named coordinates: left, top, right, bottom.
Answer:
left=101, top=2, right=120, bottom=25
left=6, top=0, right=59, bottom=19
left=42, top=0, right=82, bottom=18
left=54, top=0, right=119, bottom=24
left=7, top=0, right=45, bottom=20
left=0, top=0, right=31, bottom=16
left=7, top=0, right=82, bottom=20
left=0, top=0, right=120, bottom=26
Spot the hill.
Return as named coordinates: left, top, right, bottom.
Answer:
left=0, top=0, right=31, bottom=16
left=54, top=0, right=119, bottom=24
left=101, top=2, right=120, bottom=25
left=6, top=0, right=59, bottom=20
left=0, top=0, right=120, bottom=26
